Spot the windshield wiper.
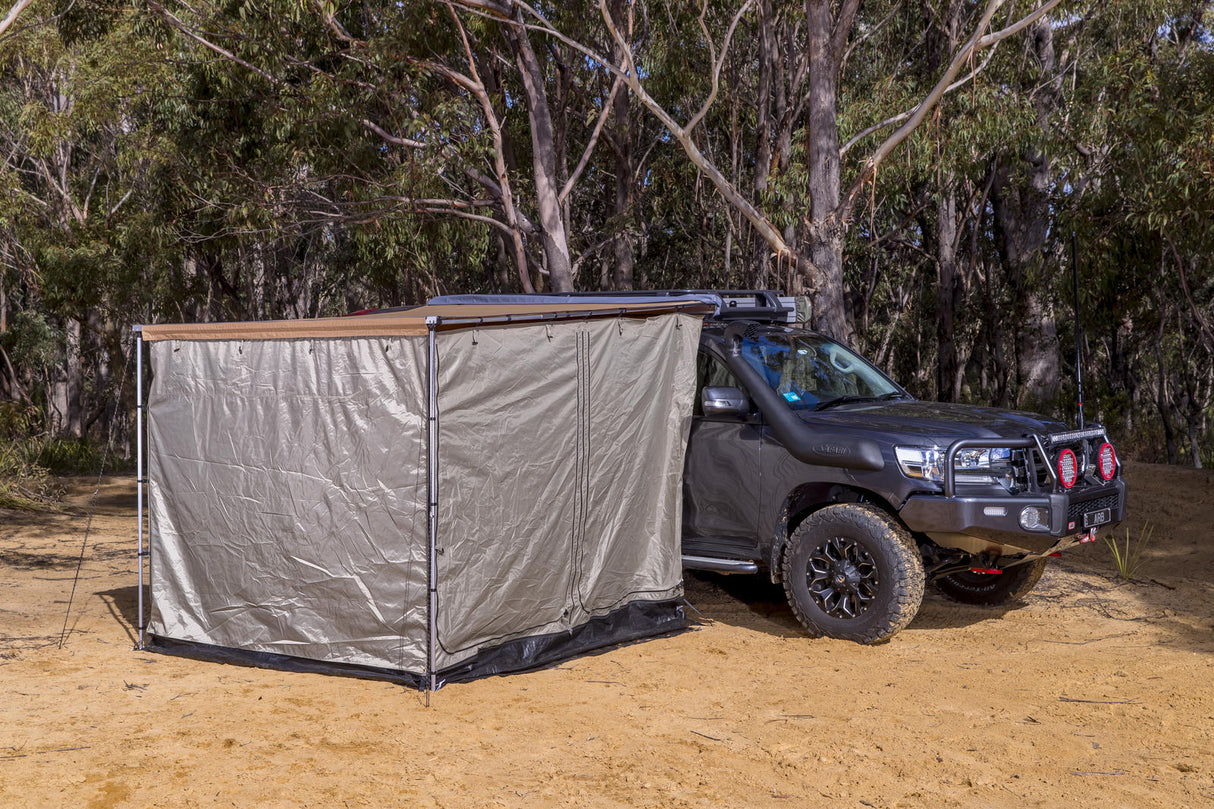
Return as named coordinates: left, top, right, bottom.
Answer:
left=815, top=391, right=910, bottom=410
left=814, top=394, right=878, bottom=410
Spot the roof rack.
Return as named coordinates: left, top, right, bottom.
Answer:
left=486, top=289, right=796, bottom=323
left=704, top=290, right=796, bottom=323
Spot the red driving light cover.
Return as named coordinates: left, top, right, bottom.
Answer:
left=1098, top=442, right=1117, bottom=480
left=1058, top=448, right=1078, bottom=488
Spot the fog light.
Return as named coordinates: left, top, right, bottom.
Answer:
left=1020, top=506, right=1049, bottom=530
left=1098, top=442, right=1117, bottom=481
left=1058, top=448, right=1078, bottom=488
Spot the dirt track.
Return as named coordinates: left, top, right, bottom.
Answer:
left=1, top=461, right=1212, bottom=808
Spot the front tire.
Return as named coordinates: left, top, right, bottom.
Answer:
left=933, top=558, right=1047, bottom=605
left=782, top=504, right=925, bottom=644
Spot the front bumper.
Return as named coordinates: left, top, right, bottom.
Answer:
left=898, top=479, right=1127, bottom=554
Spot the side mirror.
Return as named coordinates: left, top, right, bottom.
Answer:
left=702, top=386, right=750, bottom=417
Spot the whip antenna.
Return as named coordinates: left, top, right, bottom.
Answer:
left=1071, top=232, right=1085, bottom=429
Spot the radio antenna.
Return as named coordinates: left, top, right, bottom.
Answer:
left=1071, top=232, right=1086, bottom=429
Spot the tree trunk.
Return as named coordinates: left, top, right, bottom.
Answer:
left=1189, top=421, right=1203, bottom=469
left=750, top=0, right=776, bottom=286
left=608, top=0, right=634, bottom=290
left=993, top=18, right=1064, bottom=413
left=506, top=21, right=575, bottom=292
left=935, top=184, right=962, bottom=402
left=65, top=316, right=82, bottom=438
left=802, top=0, right=849, bottom=341
left=991, top=155, right=1059, bottom=412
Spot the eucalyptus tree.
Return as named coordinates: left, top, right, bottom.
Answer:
left=0, top=2, right=173, bottom=437
left=1064, top=0, right=1214, bottom=464
left=841, top=1, right=1075, bottom=408
left=150, top=0, right=640, bottom=294
left=482, top=0, right=1066, bottom=340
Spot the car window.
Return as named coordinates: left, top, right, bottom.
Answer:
left=739, top=333, right=900, bottom=409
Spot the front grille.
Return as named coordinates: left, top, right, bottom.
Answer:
left=1067, top=493, right=1120, bottom=523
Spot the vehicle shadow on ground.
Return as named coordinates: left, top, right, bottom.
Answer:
left=684, top=570, right=1023, bottom=638
left=683, top=571, right=804, bottom=637
left=908, top=593, right=1019, bottom=630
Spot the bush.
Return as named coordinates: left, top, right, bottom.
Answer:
left=0, top=438, right=61, bottom=510
left=35, top=438, right=106, bottom=475
left=0, top=402, right=62, bottom=509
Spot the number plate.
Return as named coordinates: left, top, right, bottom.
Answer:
left=1083, top=507, right=1112, bottom=528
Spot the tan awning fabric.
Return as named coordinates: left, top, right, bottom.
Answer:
left=139, top=301, right=713, bottom=342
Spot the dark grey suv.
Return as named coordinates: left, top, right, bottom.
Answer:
left=429, top=290, right=1127, bottom=644
left=683, top=293, right=1126, bottom=643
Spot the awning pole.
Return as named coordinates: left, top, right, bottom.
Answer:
left=426, top=317, right=440, bottom=692
left=134, top=326, right=146, bottom=650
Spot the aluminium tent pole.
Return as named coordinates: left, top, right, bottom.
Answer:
left=426, top=316, right=440, bottom=692
left=133, top=326, right=146, bottom=650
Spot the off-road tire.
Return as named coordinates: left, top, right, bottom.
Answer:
left=932, top=558, right=1047, bottom=606
left=781, top=504, right=925, bottom=644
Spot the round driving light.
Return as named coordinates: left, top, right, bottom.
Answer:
left=1057, top=448, right=1078, bottom=489
left=1098, top=442, right=1116, bottom=481
left=1019, top=506, right=1048, bottom=530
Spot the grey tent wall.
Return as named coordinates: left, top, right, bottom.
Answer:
left=430, top=313, right=700, bottom=672
left=145, top=336, right=432, bottom=674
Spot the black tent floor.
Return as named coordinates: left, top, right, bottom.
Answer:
left=147, top=600, right=687, bottom=689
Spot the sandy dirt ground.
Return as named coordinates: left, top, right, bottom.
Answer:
left=1, top=460, right=1211, bottom=808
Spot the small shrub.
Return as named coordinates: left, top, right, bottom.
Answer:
left=35, top=438, right=104, bottom=475
left=0, top=438, right=61, bottom=510
left=0, top=403, right=65, bottom=509
left=1103, top=523, right=1154, bottom=581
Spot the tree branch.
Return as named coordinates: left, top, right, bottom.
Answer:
left=558, top=75, right=622, bottom=203
left=523, top=0, right=794, bottom=264
left=310, top=0, right=365, bottom=45
left=361, top=119, right=425, bottom=148
left=147, top=0, right=278, bottom=84
left=839, top=0, right=1064, bottom=220
left=840, top=43, right=1000, bottom=156
left=685, top=0, right=754, bottom=134
left=443, top=1, right=534, bottom=291
left=831, top=0, right=861, bottom=67
left=0, top=0, right=33, bottom=40
left=1170, top=237, right=1214, bottom=353
left=840, top=0, right=903, bottom=73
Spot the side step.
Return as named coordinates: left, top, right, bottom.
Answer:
left=682, top=555, right=760, bottom=574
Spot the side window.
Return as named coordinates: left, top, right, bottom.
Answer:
left=694, top=351, right=743, bottom=416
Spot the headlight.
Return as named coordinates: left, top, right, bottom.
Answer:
left=896, top=446, right=1016, bottom=490
left=895, top=446, right=946, bottom=481
left=953, top=447, right=1011, bottom=470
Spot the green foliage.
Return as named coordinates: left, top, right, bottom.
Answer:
left=0, top=403, right=60, bottom=510
left=2, top=311, right=61, bottom=371
left=1103, top=523, right=1155, bottom=581
left=34, top=437, right=120, bottom=475
left=0, top=0, right=1210, bottom=471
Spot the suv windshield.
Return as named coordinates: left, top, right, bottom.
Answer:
left=738, top=332, right=905, bottom=410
